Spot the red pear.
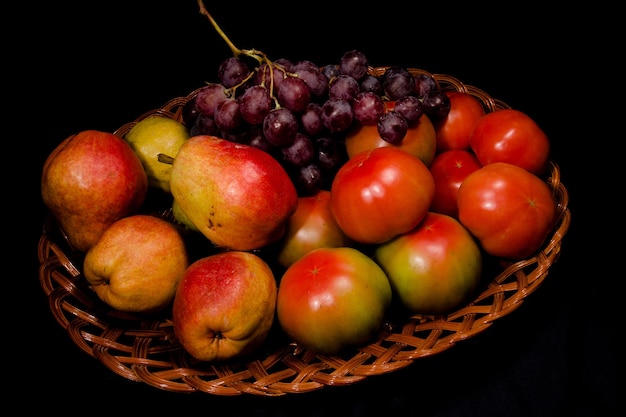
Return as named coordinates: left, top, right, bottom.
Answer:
left=41, top=130, right=148, bottom=252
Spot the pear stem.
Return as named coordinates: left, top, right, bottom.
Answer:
left=158, top=153, right=175, bottom=165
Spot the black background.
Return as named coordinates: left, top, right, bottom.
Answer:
left=16, top=1, right=616, bottom=415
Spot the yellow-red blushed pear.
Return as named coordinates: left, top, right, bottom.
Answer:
left=169, top=135, right=298, bottom=251
left=172, top=251, right=277, bottom=362
left=41, top=130, right=148, bottom=253
left=83, top=214, right=189, bottom=314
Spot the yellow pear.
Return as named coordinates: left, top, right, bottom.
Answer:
left=125, top=115, right=190, bottom=193
left=83, top=214, right=189, bottom=314
left=169, top=135, right=298, bottom=251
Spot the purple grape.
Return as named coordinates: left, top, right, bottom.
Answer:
left=328, top=74, right=360, bottom=101
left=422, top=90, right=451, bottom=119
left=315, top=136, right=345, bottom=171
left=377, top=111, right=408, bottom=144
left=359, top=74, right=383, bottom=95
left=195, top=83, right=228, bottom=117
left=214, top=98, right=244, bottom=133
left=293, top=163, right=323, bottom=196
left=253, top=63, right=286, bottom=91
left=190, top=113, right=220, bottom=136
left=277, top=77, right=311, bottom=113
left=339, top=50, right=369, bottom=81
left=321, top=64, right=341, bottom=80
left=247, top=126, right=276, bottom=154
left=294, top=67, right=328, bottom=98
left=291, top=59, right=319, bottom=72
left=239, top=85, right=272, bottom=125
left=262, top=107, right=298, bottom=146
left=353, top=91, right=386, bottom=125
left=281, top=132, right=315, bottom=167
left=218, top=57, right=251, bottom=88
left=413, top=73, right=438, bottom=100
left=321, top=98, right=354, bottom=133
left=300, top=102, right=325, bottom=136
left=383, top=67, right=414, bottom=101
left=394, top=95, right=424, bottom=123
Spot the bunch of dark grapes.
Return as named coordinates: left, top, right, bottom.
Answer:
left=183, top=50, right=450, bottom=196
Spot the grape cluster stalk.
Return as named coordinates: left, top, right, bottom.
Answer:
left=189, top=0, right=451, bottom=196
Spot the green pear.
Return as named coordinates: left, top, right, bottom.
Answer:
left=169, top=135, right=298, bottom=251
left=41, top=130, right=148, bottom=253
left=124, top=116, right=190, bottom=193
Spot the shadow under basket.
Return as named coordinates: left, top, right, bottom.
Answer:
left=37, top=67, right=571, bottom=396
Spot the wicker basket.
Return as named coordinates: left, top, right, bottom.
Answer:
left=37, top=67, right=571, bottom=396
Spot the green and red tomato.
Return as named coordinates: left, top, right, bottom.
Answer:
left=276, top=247, right=392, bottom=355
left=374, top=212, right=482, bottom=315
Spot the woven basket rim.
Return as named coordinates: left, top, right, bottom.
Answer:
left=38, top=67, right=571, bottom=396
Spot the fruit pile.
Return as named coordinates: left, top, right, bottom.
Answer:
left=40, top=1, right=559, bottom=362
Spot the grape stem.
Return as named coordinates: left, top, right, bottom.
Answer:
left=196, top=0, right=287, bottom=107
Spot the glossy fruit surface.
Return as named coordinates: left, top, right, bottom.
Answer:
left=276, top=247, right=392, bottom=355
left=457, top=162, right=556, bottom=259
left=172, top=251, right=277, bottom=362
left=375, top=212, right=482, bottom=314
left=330, top=147, right=435, bottom=244
left=429, top=149, right=482, bottom=219
left=434, top=91, right=485, bottom=152
left=469, top=109, right=550, bottom=176
left=276, top=190, right=352, bottom=268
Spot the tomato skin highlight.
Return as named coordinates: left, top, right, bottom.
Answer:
left=457, top=162, right=557, bottom=259
left=329, top=147, right=435, bottom=244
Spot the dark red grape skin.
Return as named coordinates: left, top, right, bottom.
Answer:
left=263, top=107, right=298, bottom=147
left=240, top=85, right=272, bottom=125
left=339, top=50, right=369, bottom=81
left=321, top=98, right=354, bottom=133
left=377, top=111, right=408, bottom=144
left=218, top=57, right=251, bottom=88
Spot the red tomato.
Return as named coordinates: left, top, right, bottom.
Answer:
left=429, top=149, right=482, bottom=219
left=330, top=147, right=435, bottom=244
left=457, top=162, right=557, bottom=260
left=276, top=247, right=392, bottom=355
left=434, top=91, right=486, bottom=152
left=469, top=108, right=550, bottom=176
left=375, top=212, right=482, bottom=314
left=276, top=190, right=353, bottom=268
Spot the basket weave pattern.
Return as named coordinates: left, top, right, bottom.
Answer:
left=38, top=68, right=571, bottom=396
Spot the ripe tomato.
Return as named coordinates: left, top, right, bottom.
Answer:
left=330, top=147, right=435, bottom=244
left=344, top=101, right=437, bottom=167
left=276, top=190, right=353, bottom=268
left=276, top=247, right=392, bottom=355
left=374, top=212, right=482, bottom=315
left=457, top=162, right=557, bottom=260
left=434, top=91, right=485, bottom=152
left=469, top=108, right=550, bottom=176
left=429, top=149, right=482, bottom=219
